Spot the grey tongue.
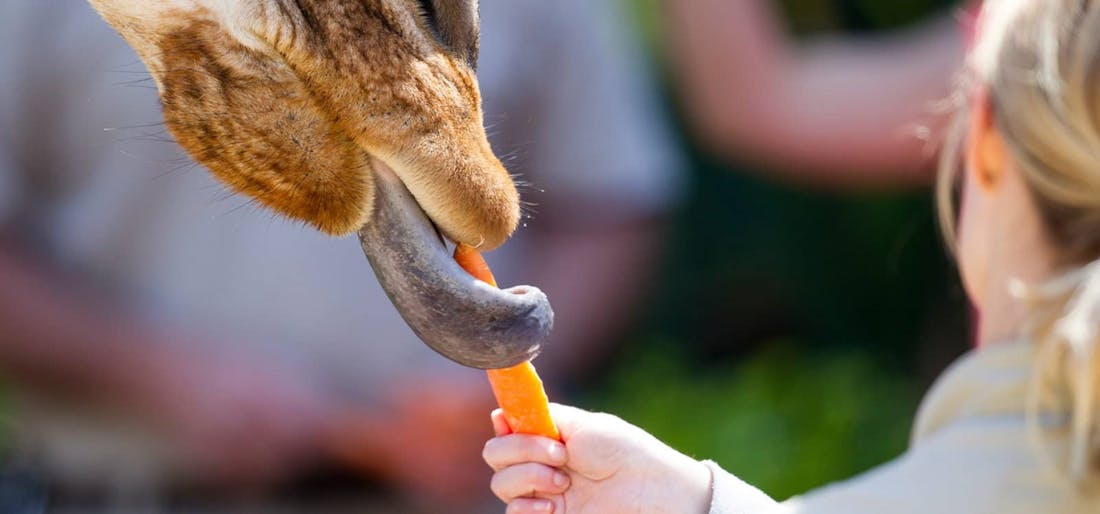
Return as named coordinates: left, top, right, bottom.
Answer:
left=357, top=161, right=553, bottom=369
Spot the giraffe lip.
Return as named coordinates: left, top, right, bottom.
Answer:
left=357, top=160, right=553, bottom=369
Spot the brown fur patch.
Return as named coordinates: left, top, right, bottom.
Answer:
left=158, top=15, right=372, bottom=234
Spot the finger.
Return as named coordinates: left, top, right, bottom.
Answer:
left=490, top=463, right=570, bottom=503
left=483, top=434, right=567, bottom=472
left=507, top=497, right=556, bottom=514
left=492, top=408, right=513, bottom=436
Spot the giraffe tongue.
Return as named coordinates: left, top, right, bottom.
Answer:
left=357, top=160, right=553, bottom=369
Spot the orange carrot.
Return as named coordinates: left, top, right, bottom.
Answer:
left=485, top=362, right=559, bottom=439
left=454, top=243, right=561, bottom=441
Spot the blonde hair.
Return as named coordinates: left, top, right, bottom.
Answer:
left=938, top=0, right=1100, bottom=488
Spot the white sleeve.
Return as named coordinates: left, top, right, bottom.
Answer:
left=705, top=418, right=1065, bottom=514
left=706, top=453, right=961, bottom=514
left=517, top=0, right=687, bottom=220
left=705, top=461, right=784, bottom=514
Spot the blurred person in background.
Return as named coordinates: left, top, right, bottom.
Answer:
left=662, top=0, right=976, bottom=370
left=0, top=0, right=681, bottom=511
left=665, top=0, right=974, bottom=187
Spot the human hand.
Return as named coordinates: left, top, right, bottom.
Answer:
left=328, top=373, right=496, bottom=506
left=483, top=404, right=712, bottom=514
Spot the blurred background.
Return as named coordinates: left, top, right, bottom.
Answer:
left=0, top=0, right=970, bottom=512
left=595, top=0, right=969, bottom=501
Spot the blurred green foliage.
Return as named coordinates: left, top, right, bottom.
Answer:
left=589, top=0, right=972, bottom=500
left=589, top=338, right=917, bottom=500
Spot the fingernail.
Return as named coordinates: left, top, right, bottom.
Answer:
left=547, top=443, right=566, bottom=463
left=553, top=471, right=569, bottom=488
left=535, top=499, right=553, bottom=512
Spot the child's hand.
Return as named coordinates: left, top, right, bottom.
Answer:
left=483, top=404, right=712, bottom=514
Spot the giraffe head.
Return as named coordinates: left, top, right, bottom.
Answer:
left=89, top=0, right=516, bottom=247
left=89, top=0, right=551, bottom=368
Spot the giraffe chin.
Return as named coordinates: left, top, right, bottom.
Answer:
left=357, top=160, right=554, bottom=370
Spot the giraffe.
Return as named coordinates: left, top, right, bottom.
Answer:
left=87, top=0, right=552, bottom=368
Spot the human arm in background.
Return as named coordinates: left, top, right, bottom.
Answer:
left=0, top=235, right=334, bottom=486
left=665, top=0, right=966, bottom=187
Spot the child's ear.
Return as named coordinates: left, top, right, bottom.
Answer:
left=966, top=88, right=1007, bottom=191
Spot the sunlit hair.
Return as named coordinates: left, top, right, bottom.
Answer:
left=938, top=0, right=1100, bottom=489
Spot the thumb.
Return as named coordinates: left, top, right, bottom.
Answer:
left=547, top=403, right=600, bottom=440
left=547, top=404, right=634, bottom=480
